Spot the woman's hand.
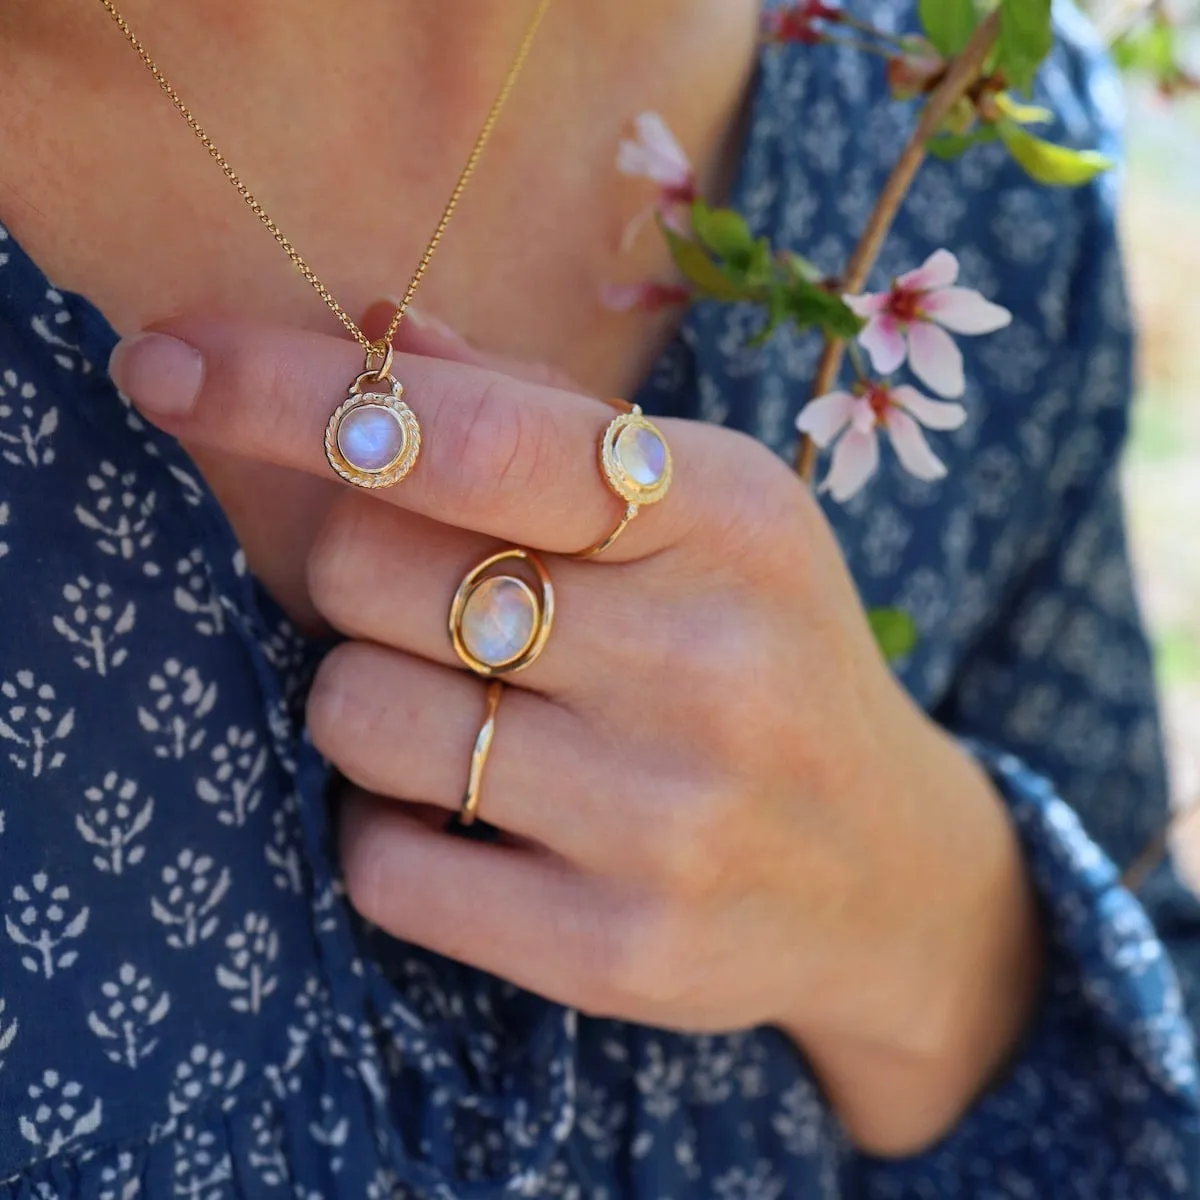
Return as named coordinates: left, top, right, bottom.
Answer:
left=111, top=315, right=1043, bottom=1156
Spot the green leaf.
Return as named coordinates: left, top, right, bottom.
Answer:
left=919, top=0, right=978, bottom=57
left=781, top=251, right=823, bottom=284
left=997, top=121, right=1113, bottom=186
left=784, top=279, right=863, bottom=339
left=690, top=201, right=755, bottom=265
left=1111, top=16, right=1189, bottom=90
left=997, top=0, right=1053, bottom=93
left=1112, top=18, right=1177, bottom=78
left=659, top=222, right=748, bottom=302
left=868, top=608, right=919, bottom=663
left=738, top=237, right=777, bottom=290
left=748, top=286, right=788, bottom=349
left=992, top=92, right=1053, bottom=125
left=926, top=125, right=1000, bottom=159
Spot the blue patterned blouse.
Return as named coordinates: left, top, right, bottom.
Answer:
left=2, top=2, right=1199, bottom=1196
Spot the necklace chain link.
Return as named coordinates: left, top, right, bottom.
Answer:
left=96, top=0, right=554, bottom=354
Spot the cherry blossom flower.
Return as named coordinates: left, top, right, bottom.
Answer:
left=617, top=113, right=696, bottom=250
left=843, top=249, right=1012, bottom=398
left=886, top=45, right=946, bottom=99
left=796, top=381, right=966, bottom=501
left=600, top=281, right=691, bottom=314
left=762, top=1, right=842, bottom=45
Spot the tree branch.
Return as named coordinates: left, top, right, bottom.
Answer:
left=795, top=10, right=1003, bottom=479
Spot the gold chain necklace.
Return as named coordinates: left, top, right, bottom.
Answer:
left=97, top=0, right=554, bottom=489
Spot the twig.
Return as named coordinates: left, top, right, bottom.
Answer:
left=836, top=11, right=916, bottom=52
left=1121, top=826, right=1169, bottom=893
left=795, top=11, right=1002, bottom=479
left=1122, top=794, right=1200, bottom=893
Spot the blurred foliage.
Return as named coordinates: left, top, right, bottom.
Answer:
left=1084, top=0, right=1200, bottom=95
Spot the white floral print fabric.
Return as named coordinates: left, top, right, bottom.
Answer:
left=1, top=3, right=1198, bottom=1196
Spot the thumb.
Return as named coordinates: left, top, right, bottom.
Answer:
left=359, top=298, right=589, bottom=395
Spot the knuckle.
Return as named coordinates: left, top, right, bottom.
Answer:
left=699, top=440, right=811, bottom=573
left=223, top=335, right=312, bottom=444
left=425, top=376, right=557, bottom=517
left=658, top=612, right=770, bottom=762
left=648, top=781, right=740, bottom=897
left=586, top=901, right=692, bottom=1015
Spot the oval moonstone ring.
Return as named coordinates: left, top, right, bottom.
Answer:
left=571, top=402, right=673, bottom=558
left=449, top=548, right=556, bottom=678
left=325, top=372, right=421, bottom=489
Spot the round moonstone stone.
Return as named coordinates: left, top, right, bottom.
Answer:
left=461, top=576, right=538, bottom=667
left=614, top=424, right=667, bottom=487
left=337, top=403, right=405, bottom=472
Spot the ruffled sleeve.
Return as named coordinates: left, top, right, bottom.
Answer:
left=860, top=745, right=1200, bottom=1196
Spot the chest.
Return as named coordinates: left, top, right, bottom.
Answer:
left=0, top=5, right=758, bottom=402
left=0, top=3, right=759, bottom=626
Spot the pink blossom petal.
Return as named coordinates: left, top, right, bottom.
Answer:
left=884, top=409, right=949, bottom=481
left=660, top=205, right=691, bottom=238
left=922, top=287, right=1013, bottom=335
left=619, top=206, right=655, bottom=254
left=599, top=281, right=689, bottom=313
left=616, top=139, right=664, bottom=181
left=821, top=427, right=880, bottom=502
left=890, top=385, right=967, bottom=431
left=599, top=283, right=641, bottom=313
left=634, top=113, right=693, bottom=180
left=906, top=320, right=965, bottom=398
left=897, top=248, right=959, bottom=293
left=796, top=391, right=857, bottom=447
left=617, top=113, right=693, bottom=186
left=843, top=292, right=889, bottom=318
left=858, top=315, right=907, bottom=376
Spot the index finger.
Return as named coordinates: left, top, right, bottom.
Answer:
left=109, top=315, right=716, bottom=560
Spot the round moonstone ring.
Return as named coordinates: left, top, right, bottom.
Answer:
left=450, top=548, right=555, bottom=678
left=324, top=372, right=421, bottom=489
left=572, top=402, right=673, bottom=558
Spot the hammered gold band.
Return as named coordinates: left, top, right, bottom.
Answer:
left=449, top=548, right=556, bottom=678
left=460, top=680, right=504, bottom=827
left=571, top=400, right=673, bottom=559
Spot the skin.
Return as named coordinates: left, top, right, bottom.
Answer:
left=3, top=0, right=1042, bottom=1158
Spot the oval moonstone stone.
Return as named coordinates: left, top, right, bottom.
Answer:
left=461, top=576, right=538, bottom=667
left=614, top=424, right=667, bottom=487
left=337, top=403, right=405, bottom=472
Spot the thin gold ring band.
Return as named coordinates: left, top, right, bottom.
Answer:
left=570, top=400, right=673, bottom=559
left=460, top=681, right=504, bottom=826
left=572, top=503, right=639, bottom=559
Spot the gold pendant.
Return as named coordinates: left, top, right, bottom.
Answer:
left=324, top=345, right=421, bottom=489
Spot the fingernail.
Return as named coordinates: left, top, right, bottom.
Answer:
left=109, top=331, right=204, bottom=417
left=405, top=304, right=463, bottom=343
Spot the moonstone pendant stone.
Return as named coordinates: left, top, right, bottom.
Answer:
left=614, top=424, right=667, bottom=487
left=337, top=403, right=406, bottom=472
left=461, top=577, right=537, bottom=667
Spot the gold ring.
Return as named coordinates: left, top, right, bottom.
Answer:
left=460, top=680, right=504, bottom=826
left=571, top=401, right=672, bottom=558
left=449, top=548, right=555, bottom=678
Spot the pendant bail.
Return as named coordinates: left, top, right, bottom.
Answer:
left=363, top=340, right=395, bottom=383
